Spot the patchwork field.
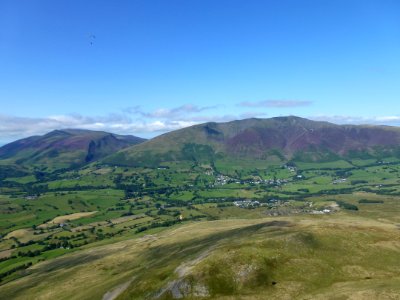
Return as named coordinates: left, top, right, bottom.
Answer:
left=1, top=155, right=400, bottom=299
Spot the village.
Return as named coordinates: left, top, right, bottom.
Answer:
left=212, top=174, right=290, bottom=187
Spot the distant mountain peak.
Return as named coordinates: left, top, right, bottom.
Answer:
left=0, top=129, right=146, bottom=170
left=104, top=116, right=400, bottom=167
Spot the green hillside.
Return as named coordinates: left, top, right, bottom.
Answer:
left=0, top=129, right=146, bottom=171
left=104, top=117, right=400, bottom=167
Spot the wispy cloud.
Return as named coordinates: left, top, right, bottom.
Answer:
left=238, top=100, right=313, bottom=108
left=309, top=115, right=400, bottom=125
left=239, top=111, right=268, bottom=119
left=2, top=108, right=400, bottom=146
left=0, top=108, right=268, bottom=145
left=0, top=104, right=221, bottom=144
left=0, top=103, right=219, bottom=142
left=124, top=104, right=220, bottom=119
left=0, top=113, right=201, bottom=145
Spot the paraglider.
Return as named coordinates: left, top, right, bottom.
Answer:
left=88, top=34, right=96, bottom=46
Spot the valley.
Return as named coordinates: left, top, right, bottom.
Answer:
left=0, top=117, right=400, bottom=299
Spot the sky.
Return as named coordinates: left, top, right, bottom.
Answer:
left=0, top=0, right=400, bottom=144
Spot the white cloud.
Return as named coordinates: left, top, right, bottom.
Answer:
left=0, top=112, right=206, bottom=145
left=0, top=107, right=260, bottom=145
left=309, top=115, right=400, bottom=125
left=238, top=100, right=313, bottom=108
left=375, top=116, right=400, bottom=122
left=2, top=109, right=400, bottom=146
left=124, top=104, right=220, bottom=119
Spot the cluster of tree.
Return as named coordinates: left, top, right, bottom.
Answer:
left=0, top=255, right=17, bottom=262
left=135, top=219, right=181, bottom=233
left=117, top=184, right=143, bottom=198
left=51, top=185, right=109, bottom=192
left=0, top=166, right=28, bottom=181
left=361, top=187, right=400, bottom=196
left=0, top=262, right=32, bottom=282
left=0, top=180, right=23, bottom=189
left=216, top=203, right=234, bottom=208
left=18, top=249, right=42, bottom=257
left=358, top=199, right=384, bottom=204
left=376, top=189, right=400, bottom=196
left=336, top=200, right=358, bottom=211
left=23, top=183, right=48, bottom=195
left=107, top=206, right=125, bottom=211
left=350, top=180, right=368, bottom=185
left=95, top=229, right=124, bottom=241
left=335, top=170, right=353, bottom=177
left=44, top=240, right=73, bottom=250
left=319, top=188, right=354, bottom=195
left=10, top=238, right=35, bottom=248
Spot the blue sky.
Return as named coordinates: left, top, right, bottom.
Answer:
left=1, top=0, right=400, bottom=144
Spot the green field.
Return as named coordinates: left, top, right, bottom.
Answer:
left=1, top=157, right=400, bottom=299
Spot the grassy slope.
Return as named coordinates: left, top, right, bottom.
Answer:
left=104, top=117, right=400, bottom=167
left=0, top=211, right=399, bottom=299
left=0, top=129, right=145, bottom=171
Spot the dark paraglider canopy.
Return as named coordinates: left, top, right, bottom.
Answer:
left=88, top=34, right=96, bottom=45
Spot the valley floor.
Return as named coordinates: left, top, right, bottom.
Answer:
left=2, top=157, right=400, bottom=299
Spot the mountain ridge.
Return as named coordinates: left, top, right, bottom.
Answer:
left=103, top=116, right=400, bottom=167
left=0, top=129, right=146, bottom=170
left=2, top=116, right=400, bottom=170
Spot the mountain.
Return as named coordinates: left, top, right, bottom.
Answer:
left=0, top=129, right=146, bottom=170
left=104, top=116, right=400, bottom=167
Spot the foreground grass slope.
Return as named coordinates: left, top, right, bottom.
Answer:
left=1, top=211, right=399, bottom=300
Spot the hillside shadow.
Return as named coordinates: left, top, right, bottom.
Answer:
left=142, top=220, right=292, bottom=271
